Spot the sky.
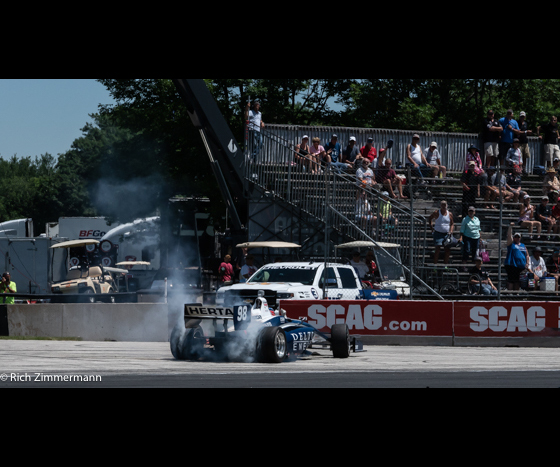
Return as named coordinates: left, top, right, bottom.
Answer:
left=0, top=79, right=116, bottom=160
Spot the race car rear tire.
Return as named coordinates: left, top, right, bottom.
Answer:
left=331, top=324, right=351, bottom=359
left=256, top=327, right=287, bottom=364
left=181, top=326, right=205, bottom=361
left=170, top=324, right=187, bottom=360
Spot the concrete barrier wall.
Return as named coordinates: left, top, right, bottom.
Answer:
left=7, top=304, right=169, bottom=342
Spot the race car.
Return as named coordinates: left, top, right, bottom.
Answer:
left=170, top=293, right=356, bottom=364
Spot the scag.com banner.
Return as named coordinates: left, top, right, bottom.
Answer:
left=282, top=301, right=453, bottom=336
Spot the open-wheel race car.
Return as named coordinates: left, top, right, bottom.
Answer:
left=171, top=293, right=360, bottom=364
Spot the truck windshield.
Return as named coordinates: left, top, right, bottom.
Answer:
left=250, top=267, right=317, bottom=286
left=376, top=248, right=406, bottom=281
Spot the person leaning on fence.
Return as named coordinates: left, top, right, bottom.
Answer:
left=505, top=225, right=529, bottom=291
left=518, top=112, right=533, bottom=170
left=429, top=200, right=455, bottom=265
left=537, top=116, right=560, bottom=168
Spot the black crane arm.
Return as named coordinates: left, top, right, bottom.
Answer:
left=172, top=79, right=246, bottom=231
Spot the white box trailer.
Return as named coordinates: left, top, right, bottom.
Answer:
left=46, top=217, right=118, bottom=241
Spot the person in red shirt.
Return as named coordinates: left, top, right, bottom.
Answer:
left=361, top=138, right=377, bottom=164
left=218, top=255, right=234, bottom=288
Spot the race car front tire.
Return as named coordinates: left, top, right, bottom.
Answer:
left=331, top=324, right=351, bottom=359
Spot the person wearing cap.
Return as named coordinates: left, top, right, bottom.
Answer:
left=505, top=224, right=530, bottom=291
left=499, top=109, right=521, bottom=166
left=361, top=138, right=377, bottom=164
left=518, top=112, right=533, bottom=169
left=459, top=206, right=481, bottom=267
left=425, top=142, right=447, bottom=180
left=518, top=194, right=542, bottom=239
left=0, top=273, right=16, bottom=305
left=536, top=195, right=558, bottom=238
left=343, top=137, right=362, bottom=167
left=469, top=257, right=498, bottom=296
left=482, top=110, right=503, bottom=168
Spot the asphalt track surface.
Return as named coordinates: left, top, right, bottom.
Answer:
left=1, top=341, right=560, bottom=388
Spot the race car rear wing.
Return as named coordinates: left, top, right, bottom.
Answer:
left=185, top=304, right=234, bottom=320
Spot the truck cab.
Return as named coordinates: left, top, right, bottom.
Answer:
left=216, top=262, right=362, bottom=310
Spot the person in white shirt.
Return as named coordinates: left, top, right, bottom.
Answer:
left=245, top=100, right=265, bottom=160
left=350, top=252, right=369, bottom=280
left=425, top=142, right=447, bottom=179
left=240, top=255, right=258, bottom=283
left=506, top=139, right=523, bottom=168
left=529, top=247, right=548, bottom=289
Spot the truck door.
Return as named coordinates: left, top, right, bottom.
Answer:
left=336, top=267, right=362, bottom=300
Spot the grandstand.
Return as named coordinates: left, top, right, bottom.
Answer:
left=244, top=124, right=559, bottom=301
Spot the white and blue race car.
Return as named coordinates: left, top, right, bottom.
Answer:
left=170, top=294, right=356, bottom=364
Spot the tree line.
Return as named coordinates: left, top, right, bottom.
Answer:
left=3, top=79, right=560, bottom=234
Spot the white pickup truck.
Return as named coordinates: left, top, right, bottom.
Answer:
left=216, top=262, right=364, bottom=310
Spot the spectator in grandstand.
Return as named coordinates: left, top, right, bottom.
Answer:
left=518, top=195, right=542, bottom=239
left=246, top=100, right=265, bottom=160
left=294, top=135, right=310, bottom=172
left=488, top=167, right=514, bottom=204
left=459, top=207, right=481, bottom=267
left=376, top=159, right=407, bottom=200
left=537, top=116, right=560, bottom=168
left=529, top=247, right=548, bottom=290
left=342, top=137, right=362, bottom=167
left=469, top=257, right=498, bottom=296
left=356, top=158, right=376, bottom=190
left=361, top=138, right=377, bottom=165
left=506, top=164, right=526, bottom=203
left=429, top=200, right=455, bottom=265
left=309, top=137, right=328, bottom=174
left=543, top=167, right=560, bottom=202
left=425, top=142, right=447, bottom=180
left=518, top=112, right=533, bottom=170
left=462, top=161, right=479, bottom=217
left=546, top=250, right=560, bottom=292
left=355, top=190, right=377, bottom=230
left=406, top=135, right=431, bottom=183
left=505, top=225, right=529, bottom=291
left=499, top=109, right=520, bottom=166
left=379, top=191, right=398, bottom=235
left=552, top=197, right=560, bottom=223
left=465, top=145, right=489, bottom=197
left=325, top=135, right=352, bottom=173
left=536, top=196, right=559, bottom=238
left=506, top=139, right=523, bottom=168
left=481, top=109, right=503, bottom=167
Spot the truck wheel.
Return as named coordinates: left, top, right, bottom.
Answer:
left=331, top=324, right=351, bottom=359
left=256, top=327, right=287, bottom=364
